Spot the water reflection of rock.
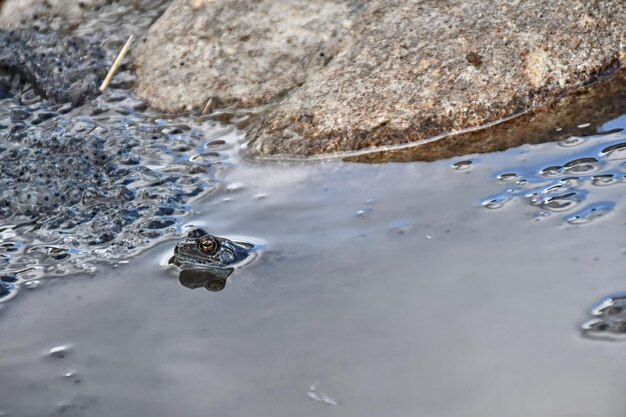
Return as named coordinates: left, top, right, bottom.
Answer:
left=582, top=294, right=626, bottom=340
left=178, top=268, right=233, bottom=292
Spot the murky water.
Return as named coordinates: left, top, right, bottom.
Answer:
left=3, top=3, right=626, bottom=415
left=3, top=110, right=626, bottom=415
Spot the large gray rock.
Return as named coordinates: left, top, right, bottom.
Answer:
left=246, top=0, right=626, bottom=157
left=134, top=0, right=361, bottom=112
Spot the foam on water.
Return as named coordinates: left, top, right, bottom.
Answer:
left=0, top=4, right=242, bottom=301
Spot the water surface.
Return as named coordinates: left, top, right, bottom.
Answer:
left=3, top=121, right=626, bottom=416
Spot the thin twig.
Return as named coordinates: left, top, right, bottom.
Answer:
left=99, top=35, right=134, bottom=92
left=202, top=97, right=217, bottom=114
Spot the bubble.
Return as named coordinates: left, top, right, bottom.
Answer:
left=356, top=208, right=372, bottom=218
left=225, top=183, right=245, bottom=193
left=497, top=173, right=519, bottom=182
left=63, top=369, right=81, bottom=384
left=451, top=160, right=472, bottom=170
left=566, top=202, right=614, bottom=225
left=582, top=294, right=626, bottom=340
left=540, top=165, right=562, bottom=177
left=482, top=194, right=511, bottom=209
left=48, top=345, right=72, bottom=359
left=600, top=142, right=626, bottom=160
left=563, top=157, right=601, bottom=174
left=307, top=382, right=339, bottom=406
left=206, top=139, right=226, bottom=147
left=24, top=280, right=40, bottom=289
left=558, top=136, right=585, bottom=147
left=531, top=191, right=583, bottom=212
left=591, top=173, right=620, bottom=186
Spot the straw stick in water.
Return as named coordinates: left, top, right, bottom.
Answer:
left=99, top=35, right=134, bottom=92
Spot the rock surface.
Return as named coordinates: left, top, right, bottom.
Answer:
left=247, top=0, right=626, bottom=157
left=345, top=69, right=626, bottom=163
left=134, top=0, right=362, bottom=112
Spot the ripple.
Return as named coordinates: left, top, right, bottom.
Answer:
left=582, top=294, right=626, bottom=340
left=600, top=142, right=626, bottom=160
left=563, top=157, right=602, bottom=174
left=497, top=172, right=520, bottom=182
left=307, top=382, right=339, bottom=406
left=481, top=194, right=512, bottom=209
left=566, top=202, right=614, bottom=225
left=591, top=172, right=624, bottom=186
left=451, top=160, right=472, bottom=170
left=483, top=131, right=626, bottom=221
left=558, top=136, right=586, bottom=147
left=48, top=345, right=72, bottom=359
left=530, top=191, right=585, bottom=212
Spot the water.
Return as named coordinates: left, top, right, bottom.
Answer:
left=3, top=6, right=626, bottom=416
left=0, top=5, right=231, bottom=285
left=3, top=116, right=626, bottom=415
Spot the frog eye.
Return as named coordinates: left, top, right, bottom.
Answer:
left=198, top=236, right=218, bottom=255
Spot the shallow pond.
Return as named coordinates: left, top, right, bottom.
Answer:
left=2, top=5, right=626, bottom=413
left=3, top=109, right=626, bottom=416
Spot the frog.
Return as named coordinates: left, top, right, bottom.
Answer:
left=169, top=228, right=255, bottom=291
left=170, top=228, right=254, bottom=269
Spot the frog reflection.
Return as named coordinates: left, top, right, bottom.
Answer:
left=581, top=293, right=626, bottom=340
left=178, top=268, right=232, bottom=292
left=169, top=228, right=255, bottom=292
